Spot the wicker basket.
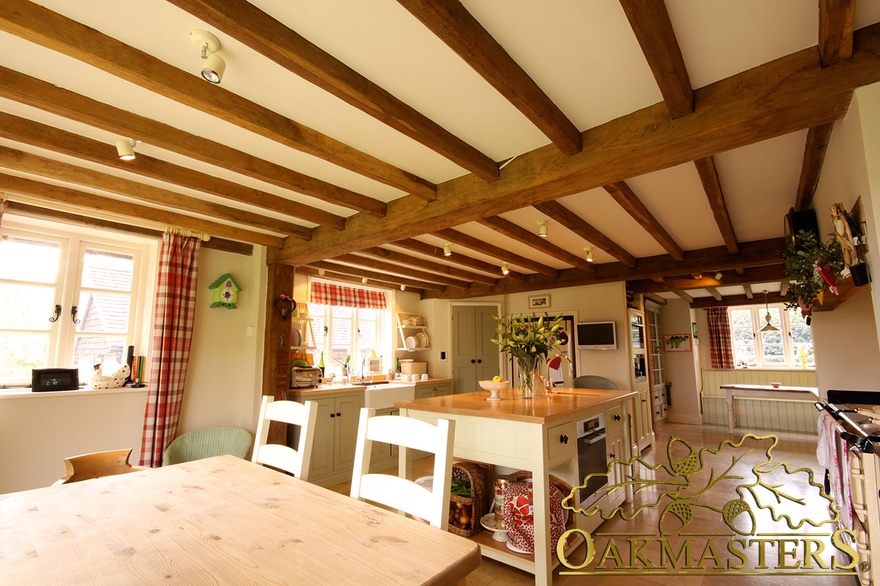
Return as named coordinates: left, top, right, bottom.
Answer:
left=447, top=461, right=492, bottom=537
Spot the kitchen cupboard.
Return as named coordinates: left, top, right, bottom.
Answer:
left=415, top=381, right=452, bottom=399
left=452, top=305, right=500, bottom=394
left=301, top=390, right=363, bottom=487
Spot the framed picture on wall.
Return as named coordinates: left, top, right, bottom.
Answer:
left=528, top=294, right=551, bottom=309
left=663, top=334, right=692, bottom=352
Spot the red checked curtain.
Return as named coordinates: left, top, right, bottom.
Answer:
left=140, top=233, right=202, bottom=467
left=706, top=307, right=735, bottom=369
left=311, top=281, right=386, bottom=309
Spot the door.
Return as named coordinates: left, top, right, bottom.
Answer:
left=453, top=305, right=500, bottom=394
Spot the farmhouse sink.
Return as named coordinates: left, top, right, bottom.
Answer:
left=364, top=383, right=415, bottom=410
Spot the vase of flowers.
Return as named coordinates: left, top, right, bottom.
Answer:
left=493, top=312, right=564, bottom=399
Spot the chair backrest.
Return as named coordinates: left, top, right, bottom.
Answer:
left=54, top=448, right=140, bottom=485
left=162, top=427, right=253, bottom=466
left=573, top=375, right=619, bottom=390
left=252, top=396, right=318, bottom=480
left=350, top=407, right=455, bottom=529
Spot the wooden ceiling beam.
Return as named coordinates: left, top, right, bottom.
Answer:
left=0, top=145, right=302, bottom=237
left=479, top=216, right=594, bottom=271
left=691, top=291, right=787, bottom=309
left=334, top=253, right=472, bottom=288
left=534, top=200, right=637, bottom=267
left=0, top=0, right=436, bottom=199
left=744, top=284, right=754, bottom=299
left=391, top=239, right=527, bottom=281
left=298, top=266, right=425, bottom=297
left=627, top=264, right=786, bottom=293
left=603, top=181, right=684, bottom=260
left=1, top=174, right=284, bottom=248
left=675, top=290, right=695, bottom=304
left=694, top=156, right=739, bottom=254
left=273, top=21, right=880, bottom=265
left=619, top=0, right=693, bottom=119
left=434, top=228, right=559, bottom=277
left=309, top=261, right=448, bottom=292
left=706, top=287, right=723, bottom=301
left=0, top=113, right=326, bottom=235
left=0, top=66, right=385, bottom=217
left=643, top=293, right=667, bottom=306
left=795, top=123, right=836, bottom=211
left=167, top=0, right=498, bottom=183
left=360, top=247, right=498, bottom=285
left=397, top=0, right=581, bottom=155
left=819, top=0, right=856, bottom=67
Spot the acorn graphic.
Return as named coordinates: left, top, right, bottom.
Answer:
left=721, top=498, right=756, bottom=535
left=659, top=500, right=693, bottom=535
left=668, top=438, right=701, bottom=476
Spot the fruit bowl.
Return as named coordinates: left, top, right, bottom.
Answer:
left=479, top=380, right=509, bottom=401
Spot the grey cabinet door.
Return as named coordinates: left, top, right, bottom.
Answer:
left=453, top=305, right=500, bottom=394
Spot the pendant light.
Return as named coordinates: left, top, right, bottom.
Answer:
left=760, top=290, right=779, bottom=332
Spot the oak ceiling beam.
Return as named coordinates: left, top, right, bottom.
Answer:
left=706, top=287, right=723, bottom=301
left=619, top=0, right=693, bottom=119
left=167, top=0, right=498, bottom=183
left=691, top=291, right=787, bottom=309
left=675, top=290, right=695, bottom=304
left=360, top=247, right=498, bottom=285
left=0, top=113, right=325, bottom=236
left=819, top=0, right=856, bottom=67
left=744, top=284, right=754, bottom=299
left=308, top=260, right=447, bottom=292
left=298, top=266, right=425, bottom=297
left=0, top=66, right=386, bottom=217
left=0, top=145, right=302, bottom=237
left=434, top=228, right=559, bottom=277
left=397, top=0, right=581, bottom=155
left=533, top=200, right=637, bottom=267
left=391, top=238, right=527, bottom=281
left=274, top=24, right=880, bottom=265
left=603, top=181, right=684, bottom=261
left=694, top=156, right=739, bottom=254
left=334, top=253, right=471, bottom=288
left=795, top=123, right=836, bottom=211
left=643, top=293, right=667, bottom=306
left=0, top=174, right=284, bottom=248
left=479, top=216, right=594, bottom=271
left=5, top=201, right=253, bottom=256
left=0, top=0, right=436, bottom=199
left=627, top=264, right=785, bottom=293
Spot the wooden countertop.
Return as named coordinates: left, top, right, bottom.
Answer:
left=288, top=378, right=454, bottom=398
left=396, top=388, right=635, bottom=424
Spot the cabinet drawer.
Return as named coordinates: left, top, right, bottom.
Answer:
left=547, top=421, right=575, bottom=460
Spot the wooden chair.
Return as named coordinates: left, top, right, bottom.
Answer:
left=350, top=407, right=455, bottom=529
left=54, top=448, right=142, bottom=485
left=162, top=427, right=253, bottom=466
left=252, top=395, right=318, bottom=480
left=573, top=375, right=619, bottom=390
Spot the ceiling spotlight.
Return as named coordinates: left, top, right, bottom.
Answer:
left=361, top=277, right=368, bottom=284
left=584, top=246, right=594, bottom=262
left=538, top=219, right=548, bottom=238
left=317, top=268, right=325, bottom=276
left=190, top=29, right=226, bottom=84
left=115, top=139, right=136, bottom=161
left=443, top=242, right=452, bottom=257
left=760, top=290, right=779, bottom=332
left=400, top=284, right=406, bottom=291
left=715, top=271, right=724, bottom=280
left=501, top=262, right=509, bottom=276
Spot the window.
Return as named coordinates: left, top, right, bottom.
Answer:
left=0, top=218, right=155, bottom=387
left=729, top=304, right=814, bottom=369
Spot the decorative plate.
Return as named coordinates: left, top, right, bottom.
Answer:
left=416, top=332, right=429, bottom=348
left=405, top=336, right=417, bottom=351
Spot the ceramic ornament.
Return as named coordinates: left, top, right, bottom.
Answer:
left=209, top=273, right=241, bottom=309
left=91, top=363, right=130, bottom=389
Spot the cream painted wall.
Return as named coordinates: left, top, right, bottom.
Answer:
left=177, top=246, right=267, bottom=436
left=659, top=299, right=702, bottom=425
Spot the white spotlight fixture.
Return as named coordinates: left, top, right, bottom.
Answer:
left=715, top=271, right=724, bottom=280
left=318, top=268, right=325, bottom=276
left=443, top=242, right=452, bottom=257
left=190, top=29, right=226, bottom=84
left=584, top=246, right=594, bottom=262
left=537, top=219, right=548, bottom=238
left=361, top=277, right=368, bottom=284
left=400, top=284, right=406, bottom=291
left=115, top=139, right=136, bottom=161
left=501, top=262, right=509, bottom=276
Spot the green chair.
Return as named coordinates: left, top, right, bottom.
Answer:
left=573, top=375, right=619, bottom=390
left=162, top=427, right=253, bottom=466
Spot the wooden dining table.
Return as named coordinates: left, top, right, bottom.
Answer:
left=0, top=454, right=480, bottom=584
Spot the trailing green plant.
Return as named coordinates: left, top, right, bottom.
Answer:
left=782, top=230, right=845, bottom=319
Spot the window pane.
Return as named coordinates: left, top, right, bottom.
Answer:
left=0, top=332, right=50, bottom=377
left=761, top=330, right=783, bottom=345
left=0, top=235, right=60, bottom=283
left=76, top=292, right=130, bottom=333
left=734, top=346, right=756, bottom=366
left=72, top=335, right=127, bottom=369
left=80, top=248, right=134, bottom=291
left=0, top=283, right=55, bottom=330
left=732, top=329, right=753, bottom=344
left=730, top=310, right=752, bottom=327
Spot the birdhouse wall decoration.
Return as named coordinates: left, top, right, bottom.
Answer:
left=209, top=273, right=241, bottom=309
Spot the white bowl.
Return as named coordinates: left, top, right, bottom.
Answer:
left=479, top=380, right=509, bottom=392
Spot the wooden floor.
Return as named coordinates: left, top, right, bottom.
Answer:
left=329, top=420, right=859, bottom=585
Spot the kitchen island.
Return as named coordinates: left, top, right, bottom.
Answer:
left=397, top=387, right=636, bottom=586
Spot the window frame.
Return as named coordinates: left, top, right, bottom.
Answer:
left=728, top=303, right=814, bottom=369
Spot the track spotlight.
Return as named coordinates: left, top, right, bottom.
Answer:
left=501, top=262, right=509, bottom=276
left=538, top=220, right=548, bottom=238
left=115, top=139, right=136, bottom=161
left=400, top=284, right=406, bottom=291
left=190, top=29, right=225, bottom=84
left=361, top=277, right=368, bottom=284
left=443, top=242, right=452, bottom=257
left=318, top=268, right=325, bottom=276
left=584, top=246, right=594, bottom=262
left=715, top=271, right=724, bottom=280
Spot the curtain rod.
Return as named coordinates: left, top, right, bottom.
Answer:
left=165, top=226, right=211, bottom=242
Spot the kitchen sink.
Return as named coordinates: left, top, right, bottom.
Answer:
left=364, top=382, right=415, bottom=410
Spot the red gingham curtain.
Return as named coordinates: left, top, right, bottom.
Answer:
left=706, top=307, right=735, bottom=369
left=140, top=233, right=202, bottom=467
left=311, top=281, right=386, bottom=309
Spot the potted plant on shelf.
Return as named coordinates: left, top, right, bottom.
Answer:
left=492, top=312, right=564, bottom=399
left=782, top=230, right=845, bottom=325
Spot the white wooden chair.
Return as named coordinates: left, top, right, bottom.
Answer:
left=350, top=407, right=455, bottom=529
left=252, top=396, right=318, bottom=480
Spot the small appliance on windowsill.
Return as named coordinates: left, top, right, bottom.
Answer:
left=32, top=368, right=80, bottom=392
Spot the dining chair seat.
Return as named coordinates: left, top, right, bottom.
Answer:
left=54, top=448, right=143, bottom=485
left=162, top=427, right=253, bottom=466
left=252, top=395, right=318, bottom=479
left=350, top=408, right=455, bottom=529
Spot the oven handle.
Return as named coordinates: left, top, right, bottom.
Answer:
left=581, top=432, right=606, bottom=445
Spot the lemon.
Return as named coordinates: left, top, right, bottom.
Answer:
left=492, top=375, right=502, bottom=382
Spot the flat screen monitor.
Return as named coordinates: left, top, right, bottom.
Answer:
left=576, top=321, right=617, bottom=350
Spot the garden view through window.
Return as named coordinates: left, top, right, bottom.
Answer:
left=729, top=304, right=814, bottom=369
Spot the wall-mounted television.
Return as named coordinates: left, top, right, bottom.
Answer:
left=576, top=321, right=617, bottom=350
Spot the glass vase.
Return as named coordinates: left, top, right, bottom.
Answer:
left=517, top=355, right=538, bottom=399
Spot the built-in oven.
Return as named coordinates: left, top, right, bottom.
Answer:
left=576, top=413, right=609, bottom=509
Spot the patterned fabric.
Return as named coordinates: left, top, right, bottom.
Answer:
left=140, top=233, right=202, bottom=467
left=706, top=307, right=735, bottom=369
left=311, top=281, right=386, bottom=309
